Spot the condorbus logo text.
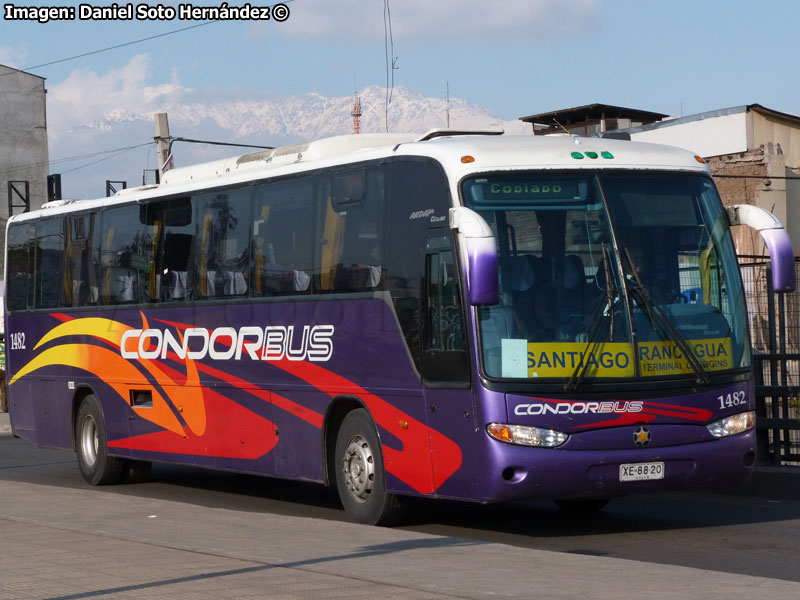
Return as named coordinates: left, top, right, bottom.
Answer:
left=514, top=401, right=643, bottom=416
left=120, top=325, right=334, bottom=362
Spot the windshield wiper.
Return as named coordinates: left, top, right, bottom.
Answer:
left=623, top=248, right=710, bottom=384
left=564, top=245, right=618, bottom=392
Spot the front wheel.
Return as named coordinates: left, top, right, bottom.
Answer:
left=334, top=409, right=403, bottom=526
left=76, top=394, right=124, bottom=486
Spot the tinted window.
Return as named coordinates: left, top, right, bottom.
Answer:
left=100, top=204, right=153, bottom=304
left=422, top=233, right=469, bottom=383
left=66, top=213, right=101, bottom=306
left=425, top=238, right=464, bottom=352
left=387, top=160, right=451, bottom=370
left=196, top=190, right=249, bottom=298
left=318, top=166, right=386, bottom=293
left=35, top=219, right=65, bottom=309
left=252, top=177, right=314, bottom=296
left=7, top=223, right=34, bottom=311
left=148, top=197, right=195, bottom=301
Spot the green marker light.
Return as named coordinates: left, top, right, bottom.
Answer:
left=601, top=151, right=614, bottom=159
left=585, top=151, right=598, bottom=159
left=571, top=152, right=584, bottom=159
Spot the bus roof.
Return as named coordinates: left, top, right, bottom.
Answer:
left=12, top=131, right=709, bottom=223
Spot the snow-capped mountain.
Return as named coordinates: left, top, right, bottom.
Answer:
left=50, top=85, right=530, bottom=199
left=71, top=84, right=529, bottom=142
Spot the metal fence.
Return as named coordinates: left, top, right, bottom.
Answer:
left=739, top=256, right=800, bottom=466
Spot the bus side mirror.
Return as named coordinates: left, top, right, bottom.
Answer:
left=727, top=204, right=796, bottom=292
left=450, top=207, right=499, bottom=305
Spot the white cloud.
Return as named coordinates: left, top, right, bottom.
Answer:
left=0, top=44, right=29, bottom=68
left=45, top=56, right=531, bottom=199
left=47, top=54, right=187, bottom=142
left=266, top=0, right=600, bottom=41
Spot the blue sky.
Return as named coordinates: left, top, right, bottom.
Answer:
left=4, top=0, right=799, bottom=119
left=2, top=0, right=800, bottom=197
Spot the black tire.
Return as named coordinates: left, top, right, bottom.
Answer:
left=120, top=460, right=152, bottom=484
left=554, top=498, right=610, bottom=513
left=334, top=409, right=403, bottom=526
left=75, top=394, right=124, bottom=486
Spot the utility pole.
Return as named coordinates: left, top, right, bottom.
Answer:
left=154, top=112, right=171, bottom=172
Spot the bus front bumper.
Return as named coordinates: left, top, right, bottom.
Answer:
left=475, top=428, right=755, bottom=503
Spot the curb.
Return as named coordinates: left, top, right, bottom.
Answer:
left=746, top=466, right=800, bottom=500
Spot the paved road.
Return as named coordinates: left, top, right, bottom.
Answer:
left=1, top=434, right=799, bottom=599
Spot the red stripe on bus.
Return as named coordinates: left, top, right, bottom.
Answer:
left=108, top=385, right=278, bottom=459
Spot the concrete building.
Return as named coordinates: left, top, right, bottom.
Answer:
left=0, top=64, right=49, bottom=280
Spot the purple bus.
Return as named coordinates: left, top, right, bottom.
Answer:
left=4, top=131, right=794, bottom=524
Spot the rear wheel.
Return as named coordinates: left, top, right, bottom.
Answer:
left=334, top=409, right=403, bottom=526
left=75, top=394, right=124, bottom=485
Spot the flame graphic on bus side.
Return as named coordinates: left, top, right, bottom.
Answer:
left=9, top=314, right=277, bottom=459
left=9, top=314, right=463, bottom=495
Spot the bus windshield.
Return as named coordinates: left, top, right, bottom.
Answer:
left=463, top=171, right=750, bottom=382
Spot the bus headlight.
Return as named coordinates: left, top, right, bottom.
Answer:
left=706, top=411, right=755, bottom=438
left=487, top=423, right=569, bottom=448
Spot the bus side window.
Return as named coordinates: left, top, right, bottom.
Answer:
left=252, top=177, right=314, bottom=296
left=147, top=197, right=194, bottom=301
left=386, top=159, right=452, bottom=373
left=422, top=234, right=469, bottom=384
left=318, top=166, right=386, bottom=293
left=100, top=204, right=152, bottom=305
left=195, top=190, right=249, bottom=299
left=66, top=214, right=100, bottom=306
left=6, top=223, right=34, bottom=311
left=35, top=218, right=65, bottom=309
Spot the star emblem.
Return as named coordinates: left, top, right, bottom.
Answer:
left=633, top=427, right=651, bottom=447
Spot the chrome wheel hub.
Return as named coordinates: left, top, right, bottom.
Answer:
left=342, top=435, right=375, bottom=503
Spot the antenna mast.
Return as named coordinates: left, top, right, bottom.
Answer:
left=352, top=93, right=362, bottom=134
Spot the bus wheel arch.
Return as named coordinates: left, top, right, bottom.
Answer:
left=327, top=401, right=404, bottom=526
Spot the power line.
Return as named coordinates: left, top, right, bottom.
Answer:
left=2, top=0, right=295, bottom=78
left=27, top=21, right=218, bottom=72
left=169, top=137, right=274, bottom=151
left=60, top=145, right=147, bottom=174
left=2, top=136, right=281, bottom=180
left=0, top=142, right=155, bottom=178
left=0, top=22, right=217, bottom=80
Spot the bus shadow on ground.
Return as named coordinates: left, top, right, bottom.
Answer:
left=401, top=490, right=800, bottom=539
left=133, top=462, right=800, bottom=539
left=5, top=437, right=799, bottom=540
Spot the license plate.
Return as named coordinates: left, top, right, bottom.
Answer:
left=619, top=462, right=665, bottom=482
